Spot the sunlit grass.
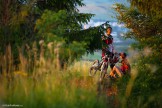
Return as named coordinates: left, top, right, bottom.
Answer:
left=0, top=59, right=107, bottom=108
left=0, top=45, right=162, bottom=108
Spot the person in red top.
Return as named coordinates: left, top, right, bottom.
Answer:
left=101, top=27, right=116, bottom=71
left=101, top=27, right=114, bottom=59
left=109, top=52, right=131, bottom=78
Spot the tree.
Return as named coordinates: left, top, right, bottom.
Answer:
left=128, top=0, right=162, bottom=18
left=114, top=3, right=162, bottom=56
left=114, top=1, right=162, bottom=108
left=0, top=0, right=36, bottom=73
left=0, top=0, right=108, bottom=72
left=35, top=8, right=111, bottom=66
left=34, top=0, right=112, bottom=66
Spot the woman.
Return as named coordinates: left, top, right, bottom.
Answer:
left=109, top=52, right=131, bottom=78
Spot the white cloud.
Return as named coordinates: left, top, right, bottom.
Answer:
left=83, top=20, right=124, bottom=29
left=83, top=20, right=106, bottom=29
left=109, top=22, right=124, bottom=28
left=78, top=0, right=128, bottom=21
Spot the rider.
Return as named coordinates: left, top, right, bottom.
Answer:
left=101, top=26, right=114, bottom=59
left=101, top=27, right=115, bottom=70
left=109, top=52, right=131, bottom=78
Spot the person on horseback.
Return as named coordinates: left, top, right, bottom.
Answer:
left=109, top=52, right=131, bottom=78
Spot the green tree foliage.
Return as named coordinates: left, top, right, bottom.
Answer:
left=0, top=0, right=36, bottom=73
left=114, top=2, right=162, bottom=108
left=35, top=10, right=86, bottom=66
left=0, top=0, right=107, bottom=71
left=34, top=0, right=111, bottom=66
left=128, top=0, right=162, bottom=18
left=35, top=0, right=94, bottom=29
left=35, top=9, right=110, bottom=66
left=35, top=0, right=90, bottom=66
left=36, top=0, right=85, bottom=12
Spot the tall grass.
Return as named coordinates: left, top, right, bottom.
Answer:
left=0, top=70, right=107, bottom=108
left=0, top=44, right=107, bottom=108
left=1, top=44, right=161, bottom=108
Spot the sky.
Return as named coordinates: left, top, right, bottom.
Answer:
left=78, top=0, right=135, bottom=56
left=78, top=0, right=128, bottom=22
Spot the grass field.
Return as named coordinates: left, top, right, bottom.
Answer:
left=2, top=39, right=159, bottom=108
left=0, top=60, right=109, bottom=108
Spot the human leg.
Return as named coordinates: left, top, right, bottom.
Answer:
left=109, top=66, right=123, bottom=78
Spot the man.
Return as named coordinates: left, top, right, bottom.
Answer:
left=101, top=27, right=114, bottom=59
